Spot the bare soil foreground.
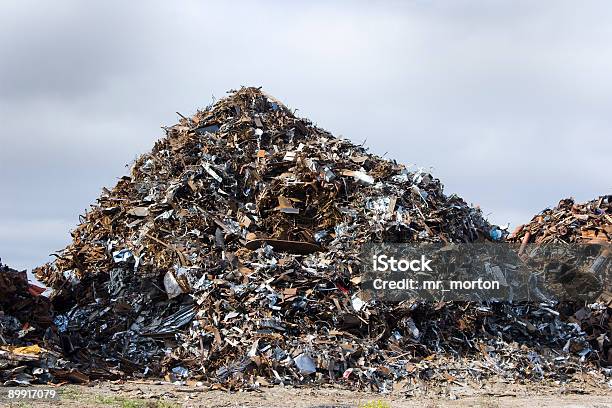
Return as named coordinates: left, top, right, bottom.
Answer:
left=3, top=380, right=611, bottom=408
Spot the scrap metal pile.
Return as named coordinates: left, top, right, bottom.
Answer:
left=23, top=88, right=610, bottom=390
left=509, top=196, right=611, bottom=245
left=0, top=260, right=50, bottom=346
left=509, top=196, right=612, bottom=369
left=0, top=260, right=75, bottom=385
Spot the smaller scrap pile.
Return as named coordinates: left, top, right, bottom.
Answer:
left=0, top=260, right=90, bottom=385
left=0, top=260, right=49, bottom=345
left=509, top=196, right=612, bottom=367
left=0, top=260, right=57, bottom=385
left=510, top=196, right=612, bottom=245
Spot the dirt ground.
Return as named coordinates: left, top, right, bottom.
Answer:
left=1, top=379, right=611, bottom=408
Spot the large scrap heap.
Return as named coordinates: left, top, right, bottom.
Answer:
left=26, top=88, right=609, bottom=390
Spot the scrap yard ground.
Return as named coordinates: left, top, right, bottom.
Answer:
left=6, top=382, right=612, bottom=408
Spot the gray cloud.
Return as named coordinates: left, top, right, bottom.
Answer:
left=1, top=0, right=610, bottom=271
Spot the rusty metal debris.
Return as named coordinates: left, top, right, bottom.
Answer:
left=508, top=196, right=612, bottom=369
left=509, top=196, right=611, bottom=245
left=0, top=260, right=91, bottom=385
left=0, top=88, right=608, bottom=391
left=0, top=261, right=50, bottom=351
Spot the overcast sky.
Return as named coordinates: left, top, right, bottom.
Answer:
left=1, top=0, right=611, bottom=271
